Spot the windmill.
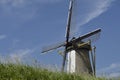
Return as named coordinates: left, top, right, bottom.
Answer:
left=41, top=0, right=101, bottom=76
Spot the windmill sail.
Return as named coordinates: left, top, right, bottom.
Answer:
left=69, top=0, right=103, bottom=38
left=68, top=0, right=77, bottom=38
left=41, top=41, right=65, bottom=53
left=74, top=28, right=101, bottom=43
left=62, top=0, right=74, bottom=71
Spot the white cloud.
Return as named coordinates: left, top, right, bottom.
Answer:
left=70, top=0, right=115, bottom=36
left=0, top=48, right=35, bottom=63
left=97, top=63, right=120, bottom=78
left=108, top=72, right=120, bottom=78
left=0, top=0, right=37, bottom=21
left=0, top=35, right=6, bottom=40
left=0, top=0, right=63, bottom=8
left=9, top=49, right=34, bottom=63
left=36, top=0, right=63, bottom=3
left=0, top=0, right=25, bottom=7
left=78, top=0, right=114, bottom=27
left=0, top=0, right=63, bottom=22
left=0, top=0, right=62, bottom=8
left=98, top=63, right=120, bottom=72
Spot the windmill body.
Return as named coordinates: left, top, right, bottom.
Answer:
left=67, top=50, right=76, bottom=73
left=67, top=41, right=93, bottom=74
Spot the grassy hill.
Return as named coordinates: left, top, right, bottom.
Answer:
left=0, top=63, right=105, bottom=80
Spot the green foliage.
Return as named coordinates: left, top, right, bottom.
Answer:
left=0, top=63, right=105, bottom=80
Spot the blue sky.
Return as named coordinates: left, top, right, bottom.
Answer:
left=0, top=0, right=120, bottom=77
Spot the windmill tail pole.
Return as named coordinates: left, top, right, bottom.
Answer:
left=90, top=46, right=96, bottom=76
left=89, top=40, right=94, bottom=76
left=93, top=46, right=96, bottom=76
left=90, top=48, right=94, bottom=75
left=89, top=39, right=96, bottom=76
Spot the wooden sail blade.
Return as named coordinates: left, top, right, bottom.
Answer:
left=75, top=28, right=101, bottom=43
left=61, top=48, right=67, bottom=72
left=62, top=0, right=74, bottom=72
left=69, top=0, right=77, bottom=38
left=65, top=0, right=74, bottom=42
left=41, top=41, right=66, bottom=53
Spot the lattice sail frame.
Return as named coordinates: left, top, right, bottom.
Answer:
left=41, top=28, right=101, bottom=53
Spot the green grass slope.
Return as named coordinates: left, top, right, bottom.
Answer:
left=0, top=63, right=105, bottom=80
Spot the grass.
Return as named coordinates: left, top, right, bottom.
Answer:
left=0, top=63, right=106, bottom=80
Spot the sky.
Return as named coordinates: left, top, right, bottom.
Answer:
left=0, top=0, right=120, bottom=78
